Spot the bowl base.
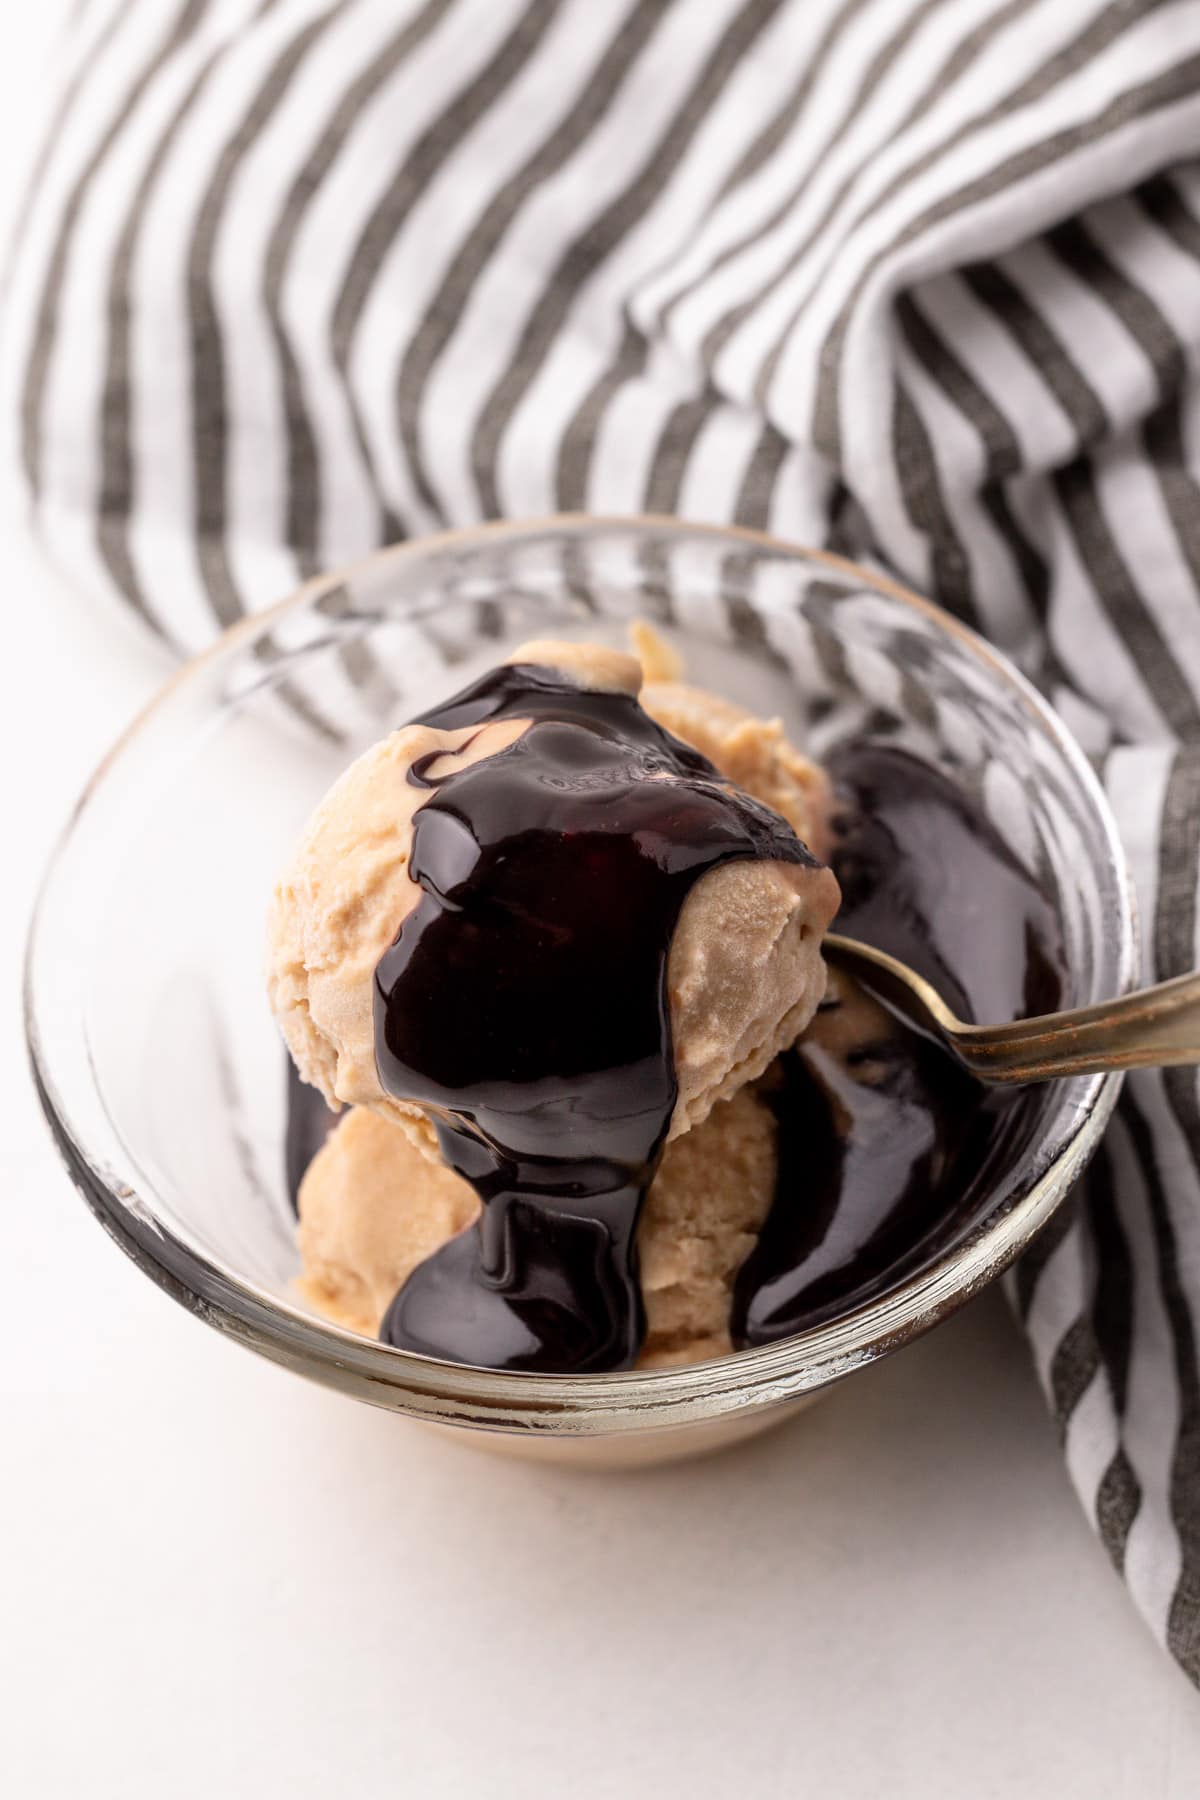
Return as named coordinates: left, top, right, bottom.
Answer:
left=415, top=1392, right=823, bottom=1469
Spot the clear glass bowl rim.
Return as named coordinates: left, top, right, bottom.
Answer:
left=25, top=514, right=1137, bottom=1438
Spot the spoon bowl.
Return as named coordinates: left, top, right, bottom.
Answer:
left=825, top=934, right=1197, bottom=1082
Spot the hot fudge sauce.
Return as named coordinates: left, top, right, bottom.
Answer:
left=285, top=1060, right=335, bottom=1213
left=372, top=665, right=819, bottom=1374
left=731, top=745, right=1062, bottom=1344
left=282, top=718, right=1065, bottom=1372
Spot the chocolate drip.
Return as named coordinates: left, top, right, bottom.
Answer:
left=373, top=665, right=817, bottom=1373
left=732, top=745, right=1064, bottom=1346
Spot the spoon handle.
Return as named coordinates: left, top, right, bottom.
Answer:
left=955, top=970, right=1200, bottom=1082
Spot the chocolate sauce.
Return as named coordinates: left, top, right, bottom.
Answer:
left=282, top=707, right=1065, bottom=1372
left=372, top=665, right=817, bottom=1373
left=731, top=745, right=1063, bottom=1345
left=284, top=1061, right=335, bottom=1214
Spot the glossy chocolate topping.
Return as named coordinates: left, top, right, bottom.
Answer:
left=283, top=719, right=1065, bottom=1373
left=372, top=664, right=818, bottom=1374
left=285, top=1060, right=334, bottom=1214
left=731, top=744, right=1063, bottom=1345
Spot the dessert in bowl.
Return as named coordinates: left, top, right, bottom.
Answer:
left=26, top=518, right=1135, bottom=1465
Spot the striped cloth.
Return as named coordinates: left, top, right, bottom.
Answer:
left=7, top=0, right=1200, bottom=1683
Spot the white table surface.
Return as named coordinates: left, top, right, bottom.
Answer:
left=5, top=12, right=1200, bottom=1798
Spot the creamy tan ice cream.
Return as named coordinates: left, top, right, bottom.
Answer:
left=300, top=1085, right=778, bottom=1368
left=297, top=1107, right=478, bottom=1335
left=267, top=633, right=839, bottom=1156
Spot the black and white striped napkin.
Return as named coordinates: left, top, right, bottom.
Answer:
left=8, top=0, right=1200, bottom=1683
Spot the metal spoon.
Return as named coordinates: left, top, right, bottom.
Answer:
left=823, top=934, right=1200, bottom=1084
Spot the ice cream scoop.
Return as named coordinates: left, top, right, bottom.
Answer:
left=268, top=634, right=838, bottom=1372
left=299, top=1084, right=778, bottom=1368
left=268, top=639, right=836, bottom=1152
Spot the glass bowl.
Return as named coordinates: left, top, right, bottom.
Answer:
left=26, top=518, right=1136, bottom=1467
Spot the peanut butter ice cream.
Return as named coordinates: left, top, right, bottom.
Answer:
left=268, top=626, right=839, bottom=1372
left=267, top=634, right=837, bottom=1154
left=300, top=1084, right=777, bottom=1367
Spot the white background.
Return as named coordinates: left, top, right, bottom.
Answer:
left=4, top=8, right=1200, bottom=1797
